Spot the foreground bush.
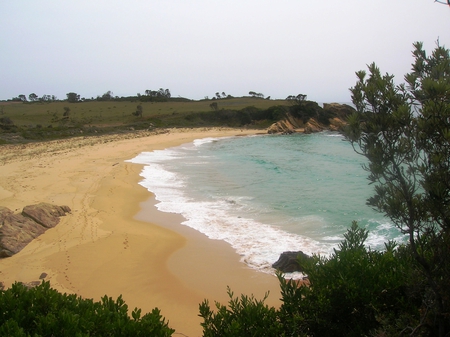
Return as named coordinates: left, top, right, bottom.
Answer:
left=199, top=288, right=282, bottom=337
left=278, top=223, right=420, bottom=337
left=0, top=281, right=174, bottom=336
left=199, top=223, right=432, bottom=336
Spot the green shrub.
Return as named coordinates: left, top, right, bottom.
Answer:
left=199, top=287, right=282, bottom=337
left=278, top=222, right=419, bottom=337
left=289, top=101, right=322, bottom=123
left=0, top=281, right=174, bottom=336
left=200, top=223, right=423, bottom=337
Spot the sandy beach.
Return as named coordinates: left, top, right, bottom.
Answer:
left=0, top=128, right=282, bottom=336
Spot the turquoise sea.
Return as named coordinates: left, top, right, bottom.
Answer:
left=129, top=132, right=405, bottom=276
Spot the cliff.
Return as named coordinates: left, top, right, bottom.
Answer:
left=267, top=102, right=355, bottom=134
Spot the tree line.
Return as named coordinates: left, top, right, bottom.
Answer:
left=9, top=88, right=174, bottom=104
left=9, top=89, right=286, bottom=104
left=13, top=93, right=58, bottom=102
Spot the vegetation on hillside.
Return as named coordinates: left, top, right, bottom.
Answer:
left=0, top=97, right=284, bottom=143
left=0, top=94, right=348, bottom=144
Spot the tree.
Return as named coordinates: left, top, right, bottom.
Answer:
left=143, top=88, right=171, bottom=100
left=249, top=91, right=264, bottom=98
left=18, top=94, right=27, bottom=102
left=154, top=88, right=171, bottom=99
left=101, top=90, right=113, bottom=101
left=209, top=102, right=218, bottom=111
left=28, top=93, right=38, bottom=102
left=40, top=94, right=53, bottom=102
left=63, top=107, right=70, bottom=119
left=286, top=94, right=307, bottom=105
left=66, top=92, right=80, bottom=103
left=344, top=41, right=450, bottom=336
left=133, top=104, right=143, bottom=117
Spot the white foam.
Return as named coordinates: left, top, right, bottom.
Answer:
left=127, top=135, right=402, bottom=278
left=128, top=149, right=333, bottom=276
left=193, top=137, right=220, bottom=147
left=129, top=148, right=181, bottom=163
left=325, top=133, right=344, bottom=138
left=365, top=220, right=407, bottom=250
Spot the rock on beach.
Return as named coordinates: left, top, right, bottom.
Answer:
left=0, top=203, right=71, bottom=258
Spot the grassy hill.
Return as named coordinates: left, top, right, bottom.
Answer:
left=0, top=97, right=289, bottom=143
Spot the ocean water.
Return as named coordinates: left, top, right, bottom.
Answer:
left=129, top=132, right=405, bottom=276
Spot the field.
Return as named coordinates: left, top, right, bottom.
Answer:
left=0, top=97, right=290, bottom=143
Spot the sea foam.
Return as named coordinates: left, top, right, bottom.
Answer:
left=129, top=133, right=406, bottom=278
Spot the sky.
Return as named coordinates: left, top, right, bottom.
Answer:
left=1, top=1, right=449, bottom=103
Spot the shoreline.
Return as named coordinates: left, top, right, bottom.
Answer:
left=0, top=128, right=281, bottom=336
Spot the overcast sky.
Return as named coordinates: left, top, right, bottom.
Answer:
left=1, top=1, right=449, bottom=103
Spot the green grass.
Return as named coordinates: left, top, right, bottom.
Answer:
left=0, top=98, right=288, bottom=127
left=0, top=97, right=289, bottom=143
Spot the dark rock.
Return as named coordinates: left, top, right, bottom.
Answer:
left=0, top=211, right=45, bottom=257
left=23, top=281, right=41, bottom=288
left=0, top=203, right=71, bottom=258
left=272, top=251, right=311, bottom=273
left=22, top=202, right=71, bottom=228
left=0, top=206, right=13, bottom=223
left=39, top=272, right=47, bottom=279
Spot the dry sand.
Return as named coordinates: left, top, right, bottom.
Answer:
left=0, top=128, right=282, bottom=337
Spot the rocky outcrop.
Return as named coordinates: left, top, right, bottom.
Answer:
left=0, top=203, right=71, bottom=258
left=22, top=203, right=71, bottom=228
left=272, top=251, right=311, bottom=273
left=268, top=102, right=355, bottom=135
left=267, top=112, right=304, bottom=134
left=304, top=118, right=324, bottom=134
